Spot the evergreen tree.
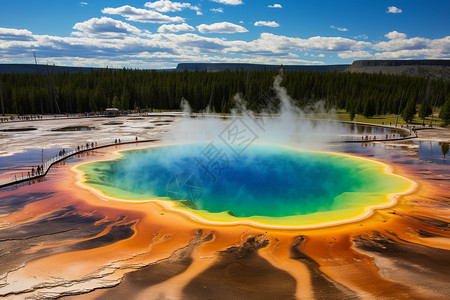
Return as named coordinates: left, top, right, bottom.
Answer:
left=418, top=100, right=432, bottom=121
left=402, top=97, right=417, bottom=123
left=439, top=96, right=450, bottom=126
left=0, top=68, right=448, bottom=115
left=112, top=95, right=120, bottom=108
left=350, top=107, right=356, bottom=121
left=89, top=90, right=97, bottom=112
left=363, top=99, right=375, bottom=117
left=121, top=90, right=130, bottom=110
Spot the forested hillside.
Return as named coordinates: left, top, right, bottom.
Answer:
left=176, top=63, right=349, bottom=72
left=0, top=68, right=448, bottom=119
left=348, top=60, right=450, bottom=80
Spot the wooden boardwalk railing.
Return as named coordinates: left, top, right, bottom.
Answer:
left=0, top=139, right=158, bottom=189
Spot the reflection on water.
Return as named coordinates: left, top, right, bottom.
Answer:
left=339, top=123, right=408, bottom=139
left=0, top=176, right=47, bottom=192
left=0, top=148, right=71, bottom=174
left=305, top=121, right=408, bottom=141
left=332, top=141, right=449, bottom=166
left=51, top=126, right=96, bottom=131
left=0, top=127, right=37, bottom=132
left=416, top=141, right=449, bottom=164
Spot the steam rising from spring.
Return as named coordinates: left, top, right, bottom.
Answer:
left=164, top=73, right=343, bottom=149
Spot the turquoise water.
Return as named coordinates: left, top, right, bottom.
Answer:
left=79, top=144, right=409, bottom=219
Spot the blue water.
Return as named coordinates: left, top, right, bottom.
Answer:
left=99, top=144, right=375, bottom=218
left=0, top=148, right=62, bottom=174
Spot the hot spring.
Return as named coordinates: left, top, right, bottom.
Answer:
left=75, top=144, right=415, bottom=228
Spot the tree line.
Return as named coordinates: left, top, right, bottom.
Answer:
left=0, top=68, right=449, bottom=123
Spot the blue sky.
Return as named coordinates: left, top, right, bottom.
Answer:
left=0, top=0, right=448, bottom=68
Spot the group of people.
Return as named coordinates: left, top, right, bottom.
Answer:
left=114, top=137, right=138, bottom=144
left=361, top=134, right=401, bottom=141
left=362, top=135, right=378, bottom=141
left=1, top=115, right=43, bottom=122
left=28, top=164, right=44, bottom=178
left=76, top=142, right=98, bottom=152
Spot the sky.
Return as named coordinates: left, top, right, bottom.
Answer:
left=0, top=0, right=449, bottom=69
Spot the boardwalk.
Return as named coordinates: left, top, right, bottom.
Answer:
left=339, top=121, right=419, bottom=143
left=0, top=138, right=158, bottom=189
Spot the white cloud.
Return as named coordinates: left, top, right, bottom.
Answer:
left=158, top=23, right=195, bottom=33
left=331, top=25, right=348, bottom=32
left=338, top=50, right=373, bottom=59
left=144, top=1, right=201, bottom=15
left=254, top=21, right=279, bottom=28
left=387, top=6, right=402, bottom=14
left=145, top=0, right=188, bottom=11
left=197, top=22, right=248, bottom=34
left=247, top=33, right=372, bottom=53
left=102, top=5, right=184, bottom=23
left=372, top=35, right=450, bottom=59
left=210, top=0, right=243, bottom=5
left=354, top=34, right=368, bottom=40
left=385, top=31, right=407, bottom=40
left=1, top=22, right=448, bottom=69
left=374, top=36, right=429, bottom=51
left=374, top=47, right=450, bottom=59
left=80, top=2, right=88, bottom=6
left=268, top=4, right=282, bottom=8
left=0, top=28, right=34, bottom=41
left=73, top=17, right=142, bottom=38
left=211, top=8, right=224, bottom=13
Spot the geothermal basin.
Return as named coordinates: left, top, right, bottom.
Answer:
left=75, top=144, right=415, bottom=228
left=0, top=115, right=449, bottom=299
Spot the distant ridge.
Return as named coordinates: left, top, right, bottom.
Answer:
left=348, top=59, right=450, bottom=80
left=2, top=61, right=448, bottom=79
left=0, top=64, right=179, bottom=74
left=0, top=63, right=351, bottom=74
left=351, top=60, right=450, bottom=67
left=0, top=64, right=110, bottom=74
left=176, top=63, right=350, bottom=72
